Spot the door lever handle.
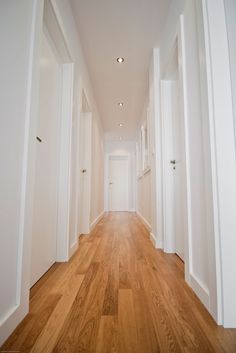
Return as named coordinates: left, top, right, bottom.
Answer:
left=170, top=160, right=176, bottom=164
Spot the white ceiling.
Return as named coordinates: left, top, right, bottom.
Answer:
left=70, top=0, right=171, bottom=140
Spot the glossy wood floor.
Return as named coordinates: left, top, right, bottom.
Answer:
left=2, top=212, right=236, bottom=353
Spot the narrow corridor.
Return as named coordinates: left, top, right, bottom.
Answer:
left=2, top=213, right=236, bottom=353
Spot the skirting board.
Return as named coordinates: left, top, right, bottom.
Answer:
left=136, top=211, right=157, bottom=248
left=136, top=211, right=152, bottom=231
left=69, top=240, right=78, bottom=258
left=90, top=211, right=104, bottom=232
left=150, top=232, right=157, bottom=248
left=190, top=272, right=210, bottom=310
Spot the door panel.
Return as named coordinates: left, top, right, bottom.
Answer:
left=109, top=157, right=129, bottom=211
left=78, top=112, right=92, bottom=235
left=30, top=32, right=61, bottom=286
left=172, top=80, right=185, bottom=261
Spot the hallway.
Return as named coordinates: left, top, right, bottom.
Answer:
left=2, top=213, right=236, bottom=353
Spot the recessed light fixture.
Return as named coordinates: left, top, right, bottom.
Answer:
left=118, top=123, right=124, bottom=127
left=117, top=57, right=124, bottom=63
left=118, top=102, right=124, bottom=107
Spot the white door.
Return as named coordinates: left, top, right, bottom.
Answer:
left=109, top=156, right=129, bottom=211
left=171, top=80, right=185, bottom=261
left=78, top=112, right=92, bottom=235
left=30, top=32, right=61, bottom=286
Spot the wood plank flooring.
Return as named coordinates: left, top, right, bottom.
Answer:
left=2, top=212, right=236, bottom=353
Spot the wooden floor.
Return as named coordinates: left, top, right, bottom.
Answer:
left=2, top=212, right=236, bottom=353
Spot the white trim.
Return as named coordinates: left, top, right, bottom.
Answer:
left=179, top=15, right=192, bottom=285
left=190, top=272, right=210, bottom=310
left=136, top=211, right=157, bottom=248
left=150, top=232, right=157, bottom=248
left=56, top=63, right=74, bottom=262
left=90, top=211, right=105, bottom=232
left=136, top=211, right=152, bottom=231
left=69, top=240, right=78, bottom=258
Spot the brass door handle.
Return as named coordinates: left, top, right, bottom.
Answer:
left=170, top=160, right=176, bottom=164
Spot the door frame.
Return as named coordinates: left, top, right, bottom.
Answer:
left=160, top=21, right=191, bottom=282
left=105, top=153, right=130, bottom=212
left=43, top=0, right=74, bottom=262
left=0, top=0, right=74, bottom=345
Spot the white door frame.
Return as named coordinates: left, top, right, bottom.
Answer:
left=106, top=153, right=130, bottom=212
left=161, top=23, right=191, bottom=283
left=201, top=0, right=236, bottom=327
left=44, top=0, right=74, bottom=262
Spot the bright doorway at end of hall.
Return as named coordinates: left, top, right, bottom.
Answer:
left=108, top=156, right=129, bottom=212
left=30, top=30, right=61, bottom=287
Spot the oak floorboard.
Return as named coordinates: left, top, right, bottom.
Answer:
left=1, top=212, right=236, bottom=353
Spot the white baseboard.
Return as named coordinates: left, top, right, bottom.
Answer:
left=0, top=298, right=28, bottom=346
left=136, top=211, right=152, bottom=231
left=190, top=272, right=210, bottom=310
left=90, top=211, right=104, bottom=232
left=136, top=211, right=157, bottom=248
left=69, top=239, right=78, bottom=258
left=150, top=232, right=157, bottom=248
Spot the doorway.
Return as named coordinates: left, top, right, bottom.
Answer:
left=161, top=38, right=186, bottom=262
left=78, top=92, right=92, bottom=235
left=30, top=0, right=74, bottom=285
left=108, top=156, right=129, bottom=211
left=30, top=30, right=61, bottom=286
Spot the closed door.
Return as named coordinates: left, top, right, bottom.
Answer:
left=78, top=112, right=92, bottom=235
left=109, top=157, right=129, bottom=211
left=172, top=80, right=185, bottom=261
left=30, top=32, right=61, bottom=286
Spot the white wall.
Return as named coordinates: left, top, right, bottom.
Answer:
left=201, top=0, right=236, bottom=327
left=104, top=140, right=136, bottom=212
left=224, top=0, right=236, bottom=149
left=0, top=0, right=104, bottom=344
left=140, top=0, right=222, bottom=324
left=90, top=117, right=104, bottom=224
left=52, top=0, right=105, bottom=252
left=0, top=0, right=44, bottom=345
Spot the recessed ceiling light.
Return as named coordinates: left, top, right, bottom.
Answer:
left=118, top=123, right=124, bottom=127
left=117, top=57, right=124, bottom=63
left=118, top=102, right=124, bottom=107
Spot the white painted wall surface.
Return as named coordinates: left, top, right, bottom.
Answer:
left=224, top=0, right=236, bottom=143
left=90, top=116, right=104, bottom=225
left=0, top=0, right=44, bottom=345
left=202, top=0, right=236, bottom=327
left=104, top=140, right=136, bottom=212
left=136, top=101, right=152, bottom=229
left=142, top=0, right=222, bottom=324
left=0, top=0, right=105, bottom=344
left=137, top=172, right=152, bottom=227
